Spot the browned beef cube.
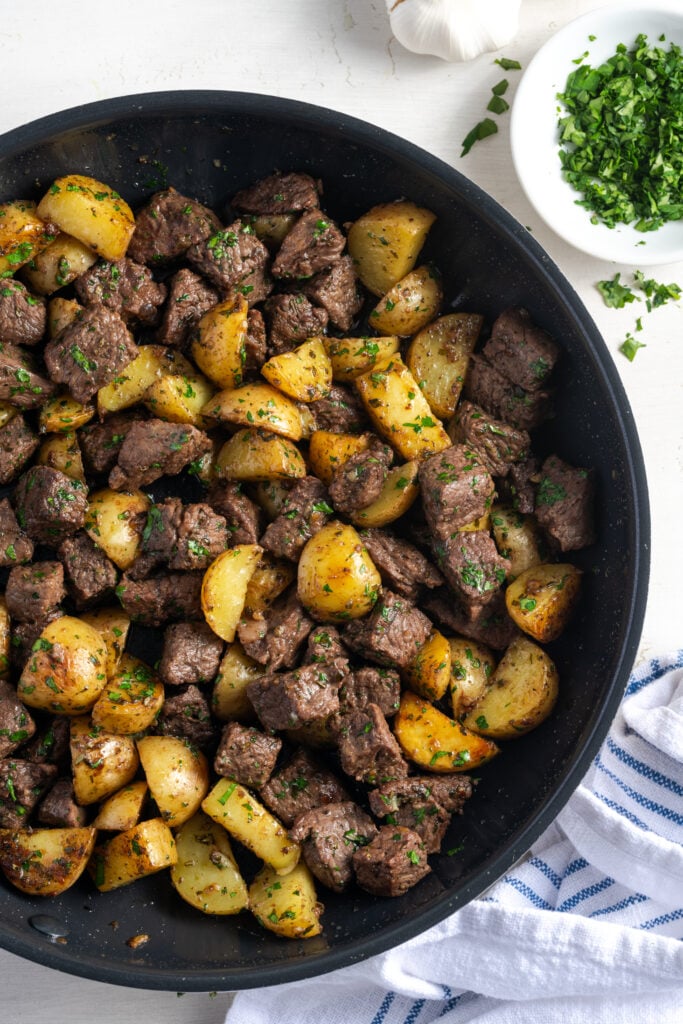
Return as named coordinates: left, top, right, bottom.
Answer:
left=483, top=307, right=561, bottom=391
left=359, top=528, right=442, bottom=602
left=156, top=268, right=219, bottom=348
left=59, top=532, right=117, bottom=608
left=247, top=662, right=340, bottom=731
left=263, top=292, right=328, bottom=355
left=214, top=721, right=282, bottom=789
left=75, top=257, right=167, bottom=325
left=450, top=400, right=530, bottom=478
left=234, top=226, right=272, bottom=305
left=301, top=254, right=363, bottom=331
left=13, top=466, right=87, bottom=545
left=169, top=503, right=229, bottom=570
left=186, top=222, right=242, bottom=291
left=0, top=343, right=56, bottom=409
left=0, top=680, right=35, bottom=757
left=259, top=748, right=350, bottom=826
left=5, top=561, right=65, bottom=622
left=232, top=172, right=321, bottom=215
left=419, top=444, right=495, bottom=543
left=237, top=590, right=313, bottom=670
left=244, top=308, right=268, bottom=372
left=353, top=825, right=430, bottom=897
left=127, top=187, right=222, bottom=265
left=309, top=383, right=367, bottom=433
left=304, top=625, right=347, bottom=666
left=23, top=715, right=70, bottom=766
left=0, top=497, right=34, bottom=566
left=435, top=531, right=510, bottom=613
left=338, top=667, right=401, bottom=718
left=343, top=590, right=431, bottom=670
left=127, top=496, right=182, bottom=580
left=290, top=801, right=378, bottom=893
left=117, top=571, right=203, bottom=627
left=0, top=414, right=39, bottom=485
left=501, top=455, right=542, bottom=515
left=260, top=476, right=332, bottom=562
left=534, top=454, right=596, bottom=551
left=0, top=758, right=57, bottom=827
left=37, top=777, right=86, bottom=828
left=0, top=280, right=46, bottom=346
left=368, top=776, right=473, bottom=854
left=422, top=588, right=519, bottom=651
left=79, top=409, right=145, bottom=475
left=206, top=480, right=262, bottom=545
left=464, top=353, right=553, bottom=431
left=272, top=209, right=345, bottom=279
left=155, top=684, right=216, bottom=749
left=108, top=419, right=212, bottom=491
left=336, top=703, right=408, bottom=786
left=9, top=612, right=61, bottom=671
left=44, top=304, right=138, bottom=404
left=159, top=621, right=224, bottom=686
left=328, top=440, right=392, bottom=516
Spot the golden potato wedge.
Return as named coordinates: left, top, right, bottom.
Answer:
left=0, top=402, right=17, bottom=430
left=79, top=605, right=131, bottom=680
left=243, top=553, right=296, bottom=616
left=406, top=312, right=483, bottom=419
left=36, top=431, right=86, bottom=483
left=204, top=382, right=303, bottom=441
left=402, top=629, right=451, bottom=702
left=491, top=506, right=544, bottom=580
left=37, top=175, right=135, bottom=261
left=89, top=817, right=177, bottom=892
left=355, top=355, right=450, bottom=461
left=394, top=690, right=499, bottom=772
left=369, top=265, right=442, bottom=336
left=308, top=430, right=371, bottom=486
left=216, top=428, right=306, bottom=483
left=91, top=654, right=164, bottom=734
left=297, top=520, right=381, bottom=622
left=212, top=642, right=262, bottom=721
left=0, top=826, right=96, bottom=896
left=190, top=296, right=249, bottom=390
left=202, top=780, right=300, bottom=875
left=97, top=344, right=195, bottom=414
left=21, top=231, right=97, bottom=295
left=284, top=714, right=338, bottom=750
left=70, top=715, right=139, bottom=805
left=201, top=544, right=263, bottom=643
left=251, top=479, right=297, bottom=520
left=448, top=637, right=497, bottom=718
left=84, top=487, right=150, bottom=570
left=47, top=296, right=83, bottom=337
left=144, top=371, right=215, bottom=428
left=91, top=780, right=148, bottom=831
left=505, top=563, right=582, bottom=642
left=248, top=212, right=297, bottom=249
left=261, top=338, right=333, bottom=402
left=461, top=636, right=559, bottom=740
left=0, top=598, right=10, bottom=679
left=349, top=461, right=420, bottom=528
left=346, top=200, right=436, bottom=296
left=17, top=616, right=107, bottom=715
left=170, top=811, right=249, bottom=915
left=324, top=335, right=400, bottom=382
left=250, top=862, right=323, bottom=938
left=39, top=393, right=95, bottom=434
left=0, top=199, right=55, bottom=278
left=137, top=735, right=210, bottom=827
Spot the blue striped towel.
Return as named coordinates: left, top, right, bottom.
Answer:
left=226, top=652, right=683, bottom=1023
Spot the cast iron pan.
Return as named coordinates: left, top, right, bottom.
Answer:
left=0, top=91, right=649, bottom=990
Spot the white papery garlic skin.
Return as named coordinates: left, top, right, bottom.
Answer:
left=387, top=0, right=522, bottom=63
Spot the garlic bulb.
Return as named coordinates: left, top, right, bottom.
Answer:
left=387, top=0, right=522, bottom=63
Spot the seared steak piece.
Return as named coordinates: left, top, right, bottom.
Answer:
left=450, top=400, right=530, bottom=478
left=247, top=662, right=341, bottom=731
left=290, top=800, right=378, bottom=893
left=169, top=503, right=229, bottom=571
left=0, top=497, right=34, bottom=566
left=260, top=475, right=332, bottom=562
left=272, top=209, right=345, bottom=279
left=422, top=588, right=519, bottom=651
left=23, top=716, right=70, bottom=766
left=233, top=225, right=272, bottom=305
left=108, top=419, right=212, bottom=490
left=37, top=777, right=86, bottom=828
left=155, top=684, right=216, bottom=750
left=0, top=414, right=39, bottom=485
left=534, top=454, right=596, bottom=551
left=309, top=384, right=368, bottom=434
left=5, top=561, right=65, bottom=622
left=259, top=747, right=350, bottom=827
left=483, top=307, right=561, bottom=392
left=59, top=532, right=117, bottom=608
left=206, top=481, right=262, bottom=546
left=336, top=703, right=408, bottom=786
left=156, top=268, right=218, bottom=348
left=263, top=292, right=328, bottom=355
left=9, top=612, right=61, bottom=670
left=0, top=680, right=35, bottom=758
left=116, top=571, right=203, bottom=627
left=359, top=528, right=443, bottom=602
left=328, top=439, right=393, bottom=515
left=232, top=172, right=321, bottom=215
left=435, top=531, right=510, bottom=614
left=127, top=187, right=222, bottom=264
left=353, top=825, right=430, bottom=897
left=79, top=410, right=146, bottom=475
left=238, top=590, right=313, bottom=670
left=187, top=220, right=271, bottom=301
left=127, top=497, right=182, bottom=580
left=343, top=590, right=431, bottom=670
left=244, top=308, right=268, bottom=372
left=304, top=625, right=347, bottom=667
left=75, top=257, right=167, bottom=325
left=464, top=353, right=553, bottom=431
left=301, top=255, right=363, bottom=331
left=419, top=444, right=495, bottom=542
left=0, top=758, right=57, bottom=828
left=214, top=721, right=282, bottom=789
left=158, top=621, right=224, bottom=686
left=338, top=666, right=401, bottom=718
left=369, top=776, right=473, bottom=854
left=0, top=280, right=46, bottom=346
left=0, top=343, right=56, bottom=409
left=501, top=454, right=542, bottom=515
left=13, top=466, right=87, bottom=545
left=44, top=304, right=138, bottom=403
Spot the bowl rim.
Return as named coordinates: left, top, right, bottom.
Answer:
left=0, top=89, right=650, bottom=991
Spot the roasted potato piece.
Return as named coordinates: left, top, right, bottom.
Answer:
left=144, top=371, right=215, bottom=428
left=37, top=175, right=135, bottom=261
left=70, top=715, right=139, bottom=805
left=308, top=430, right=371, bottom=486
left=346, top=200, right=436, bottom=296
left=491, top=506, right=544, bottom=580
left=461, top=636, right=559, bottom=740
left=349, top=461, right=420, bottom=528
left=89, top=817, right=178, bottom=892
left=97, top=344, right=195, bottom=414
left=406, top=313, right=483, bottom=419
left=137, top=735, right=210, bottom=827
left=0, top=826, right=96, bottom=896
left=402, top=629, right=451, bottom=702
left=84, top=487, right=151, bottom=570
left=252, top=479, right=297, bottom=520
left=91, top=654, right=164, bottom=734
left=91, top=780, right=148, bottom=831
left=369, top=265, right=442, bottom=336
left=36, top=431, right=86, bottom=483
left=216, top=428, right=306, bottom=483
left=297, top=520, right=381, bottom=622
left=39, top=393, right=95, bottom=434
left=0, top=199, right=54, bottom=278
left=355, top=355, right=450, bottom=461
left=261, top=338, right=332, bottom=402
left=190, top=296, right=248, bottom=390
left=201, top=544, right=263, bottom=643
left=17, top=615, right=107, bottom=715
left=202, top=780, right=300, bottom=875
left=0, top=598, right=10, bottom=680
left=243, top=553, right=296, bottom=616
left=205, top=381, right=304, bottom=441
left=170, top=811, right=249, bottom=916
left=448, top=637, right=497, bottom=718
left=248, top=212, right=297, bottom=249
left=47, top=296, right=83, bottom=337
left=79, top=605, right=131, bottom=679
left=0, top=402, right=17, bottom=429
left=505, top=563, right=582, bottom=642
left=212, top=642, right=262, bottom=721
left=249, top=862, right=323, bottom=938
left=21, top=231, right=97, bottom=294
left=394, top=690, right=499, bottom=772
left=324, top=335, right=400, bottom=382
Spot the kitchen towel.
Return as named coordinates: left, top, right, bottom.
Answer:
left=225, top=651, right=683, bottom=1023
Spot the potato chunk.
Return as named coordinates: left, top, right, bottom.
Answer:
left=17, top=615, right=107, bottom=715
left=406, top=313, right=482, bottom=419
left=394, top=690, right=499, bottom=772
left=369, top=266, right=442, bottom=336
left=261, top=338, right=333, bottom=402
left=249, top=862, right=323, bottom=938
left=347, top=200, right=436, bottom=296
left=201, top=544, right=263, bottom=643
left=37, top=175, right=135, bottom=261
left=505, top=563, right=582, bottom=642
left=171, top=811, right=249, bottom=915
left=0, top=827, right=96, bottom=896
left=137, top=735, right=210, bottom=827
left=297, top=520, right=381, bottom=622
left=89, top=818, right=177, bottom=892
left=202, top=780, right=300, bottom=875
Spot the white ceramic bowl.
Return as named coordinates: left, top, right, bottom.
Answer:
left=510, top=3, right=683, bottom=265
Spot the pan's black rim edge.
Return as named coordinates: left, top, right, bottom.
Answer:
left=0, top=90, right=651, bottom=992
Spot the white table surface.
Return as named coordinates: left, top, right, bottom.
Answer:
left=0, top=1, right=680, bottom=1020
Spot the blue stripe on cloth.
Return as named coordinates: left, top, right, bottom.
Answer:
left=528, top=855, right=563, bottom=889
left=557, top=876, right=614, bottom=912
left=502, top=875, right=554, bottom=909
left=639, top=907, right=683, bottom=931
left=403, top=999, right=425, bottom=1023
left=565, top=857, right=589, bottom=877
left=589, top=892, right=649, bottom=918
left=371, top=991, right=396, bottom=1024
left=594, top=755, right=683, bottom=825
left=605, top=736, right=683, bottom=797
left=593, top=791, right=651, bottom=831
left=626, top=651, right=683, bottom=696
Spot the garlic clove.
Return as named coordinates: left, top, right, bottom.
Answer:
left=387, top=0, right=522, bottom=63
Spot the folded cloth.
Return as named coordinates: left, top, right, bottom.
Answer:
left=226, top=652, right=683, bottom=1024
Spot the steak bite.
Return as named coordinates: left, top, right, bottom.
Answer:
left=502, top=454, right=542, bottom=515
left=155, top=684, right=216, bottom=750
left=58, top=532, right=117, bottom=608
left=158, top=620, right=224, bottom=686
left=0, top=343, right=56, bottom=409
left=0, top=413, right=40, bottom=485
left=290, top=800, right=379, bottom=893
left=483, top=307, right=561, bottom=392
left=13, top=466, right=87, bottom=545
left=156, top=267, right=219, bottom=348
left=127, top=496, right=182, bottom=580
left=342, top=590, right=432, bottom=670
left=309, top=383, right=368, bottom=434
left=5, top=561, right=65, bottom=623
left=422, top=587, right=519, bottom=651
left=435, top=531, right=510, bottom=614
left=127, top=187, right=222, bottom=265
left=259, top=747, right=350, bottom=826
left=75, top=257, right=167, bottom=325
left=213, top=721, right=282, bottom=789
left=37, top=777, right=86, bottom=828
left=263, top=292, right=328, bottom=355
left=43, top=304, right=138, bottom=403
left=338, top=666, right=401, bottom=718
left=534, top=454, right=596, bottom=551
left=272, top=209, right=346, bottom=280
left=359, top=528, right=443, bottom=602
left=369, top=775, right=474, bottom=854
left=0, top=758, right=58, bottom=828
left=79, top=409, right=146, bottom=475
left=206, top=481, right=262, bottom=546
left=108, top=419, right=212, bottom=490
left=22, top=715, right=70, bottom=767
left=169, top=503, right=230, bottom=571
left=244, top=308, right=268, bottom=372
left=450, top=400, right=531, bottom=478
left=237, top=590, right=313, bottom=670
left=336, top=703, right=408, bottom=786
left=328, top=439, right=393, bottom=515
left=0, top=497, right=34, bottom=566
left=353, top=825, right=430, bottom=897
left=260, top=475, right=332, bottom=562
left=463, top=353, right=553, bottom=431
left=0, top=280, right=46, bottom=346
left=232, top=172, right=321, bottom=215
left=419, top=443, right=495, bottom=542
left=247, top=662, right=341, bottom=731
left=186, top=221, right=242, bottom=291
left=301, top=254, right=363, bottom=331
left=0, top=680, right=36, bottom=758
left=116, top=571, right=203, bottom=627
